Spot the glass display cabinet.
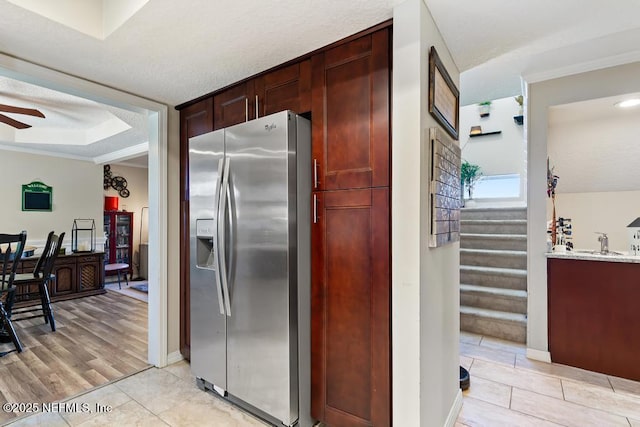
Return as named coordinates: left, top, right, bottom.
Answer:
left=103, top=211, right=133, bottom=276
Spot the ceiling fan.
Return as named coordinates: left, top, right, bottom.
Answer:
left=0, top=103, right=45, bottom=129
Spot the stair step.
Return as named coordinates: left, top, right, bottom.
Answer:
left=460, top=306, right=527, bottom=343
left=461, top=207, right=527, bottom=221
left=460, top=219, right=527, bottom=235
left=460, top=284, right=527, bottom=314
left=460, top=233, right=527, bottom=251
left=461, top=248, right=527, bottom=269
left=460, top=265, right=527, bottom=290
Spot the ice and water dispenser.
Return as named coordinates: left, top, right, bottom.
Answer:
left=195, top=218, right=216, bottom=269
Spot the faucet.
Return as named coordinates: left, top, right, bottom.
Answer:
left=596, top=232, right=609, bottom=254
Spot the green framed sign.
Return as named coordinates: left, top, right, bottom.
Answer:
left=22, top=181, right=53, bottom=212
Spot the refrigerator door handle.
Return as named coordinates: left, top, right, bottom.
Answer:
left=226, top=165, right=236, bottom=304
left=212, top=158, right=225, bottom=315
left=218, top=157, right=232, bottom=316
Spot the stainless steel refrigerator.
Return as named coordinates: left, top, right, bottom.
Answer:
left=189, top=110, right=312, bottom=427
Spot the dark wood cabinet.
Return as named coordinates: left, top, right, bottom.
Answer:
left=179, top=97, right=214, bottom=360
left=311, top=188, right=390, bottom=427
left=213, top=61, right=312, bottom=131
left=213, top=82, right=254, bottom=130
left=310, top=27, right=391, bottom=427
left=311, top=28, right=390, bottom=191
left=254, top=60, right=312, bottom=117
left=13, top=252, right=105, bottom=306
left=548, top=258, right=640, bottom=381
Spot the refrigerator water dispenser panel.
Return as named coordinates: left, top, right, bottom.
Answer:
left=196, top=218, right=216, bottom=269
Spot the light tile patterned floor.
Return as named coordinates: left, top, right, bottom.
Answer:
left=5, top=361, right=268, bottom=427
left=457, top=332, right=640, bottom=427
left=6, top=332, right=640, bottom=426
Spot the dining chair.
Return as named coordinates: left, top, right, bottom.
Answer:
left=12, top=231, right=65, bottom=332
left=0, top=231, right=27, bottom=356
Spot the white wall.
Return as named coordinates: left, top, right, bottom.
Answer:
left=548, top=191, right=640, bottom=252
left=167, top=107, right=180, bottom=357
left=460, top=96, right=526, bottom=204
left=546, top=106, right=640, bottom=253
left=527, top=61, right=640, bottom=355
left=0, top=150, right=102, bottom=252
left=103, top=163, right=148, bottom=278
left=393, top=0, right=461, bottom=425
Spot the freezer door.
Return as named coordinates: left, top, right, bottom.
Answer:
left=223, top=111, right=298, bottom=425
left=189, top=129, right=227, bottom=390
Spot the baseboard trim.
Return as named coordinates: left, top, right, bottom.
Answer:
left=444, top=389, right=463, bottom=427
left=526, top=348, right=551, bottom=363
left=167, top=350, right=184, bottom=365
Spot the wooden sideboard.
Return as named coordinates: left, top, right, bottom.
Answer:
left=11, top=251, right=106, bottom=307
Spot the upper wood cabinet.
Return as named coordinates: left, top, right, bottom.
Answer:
left=254, top=60, right=311, bottom=117
left=180, top=97, right=214, bottom=196
left=214, top=61, right=312, bottom=130
left=213, top=82, right=254, bottom=130
left=311, top=28, right=390, bottom=191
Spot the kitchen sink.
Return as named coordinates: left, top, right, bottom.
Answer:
left=575, top=250, right=624, bottom=256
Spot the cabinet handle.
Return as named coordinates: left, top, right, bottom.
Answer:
left=313, top=194, right=318, bottom=224
left=255, top=95, right=259, bottom=119
left=313, top=159, right=319, bottom=189
left=245, top=98, right=249, bottom=122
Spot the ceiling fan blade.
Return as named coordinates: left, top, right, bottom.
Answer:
left=0, top=113, right=32, bottom=129
left=0, top=103, right=45, bottom=118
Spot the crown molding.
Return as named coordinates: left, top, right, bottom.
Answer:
left=523, top=49, right=640, bottom=84
left=93, top=142, right=149, bottom=164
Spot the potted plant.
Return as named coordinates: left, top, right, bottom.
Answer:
left=478, top=101, right=492, bottom=117
left=461, top=160, right=482, bottom=201
left=514, top=95, right=524, bottom=114
left=514, top=95, right=524, bottom=124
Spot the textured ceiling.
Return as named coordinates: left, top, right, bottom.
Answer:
left=2, top=0, right=640, bottom=164
left=425, top=0, right=640, bottom=105
left=0, top=0, right=401, bottom=106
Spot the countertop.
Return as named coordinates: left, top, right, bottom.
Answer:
left=546, top=250, right=640, bottom=264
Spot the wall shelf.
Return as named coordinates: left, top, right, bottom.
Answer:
left=469, top=130, right=502, bottom=138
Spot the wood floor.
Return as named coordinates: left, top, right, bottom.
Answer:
left=0, top=291, right=149, bottom=425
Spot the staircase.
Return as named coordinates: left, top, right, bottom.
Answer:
left=459, top=207, right=528, bottom=343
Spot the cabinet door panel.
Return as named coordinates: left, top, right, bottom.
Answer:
left=78, top=261, right=101, bottom=291
left=312, top=29, right=390, bottom=191
left=311, top=188, right=390, bottom=427
left=180, top=97, right=214, bottom=360
left=213, top=81, right=254, bottom=130
left=52, top=263, right=76, bottom=296
left=255, top=60, right=311, bottom=117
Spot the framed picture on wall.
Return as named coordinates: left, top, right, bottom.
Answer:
left=428, top=46, right=460, bottom=140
